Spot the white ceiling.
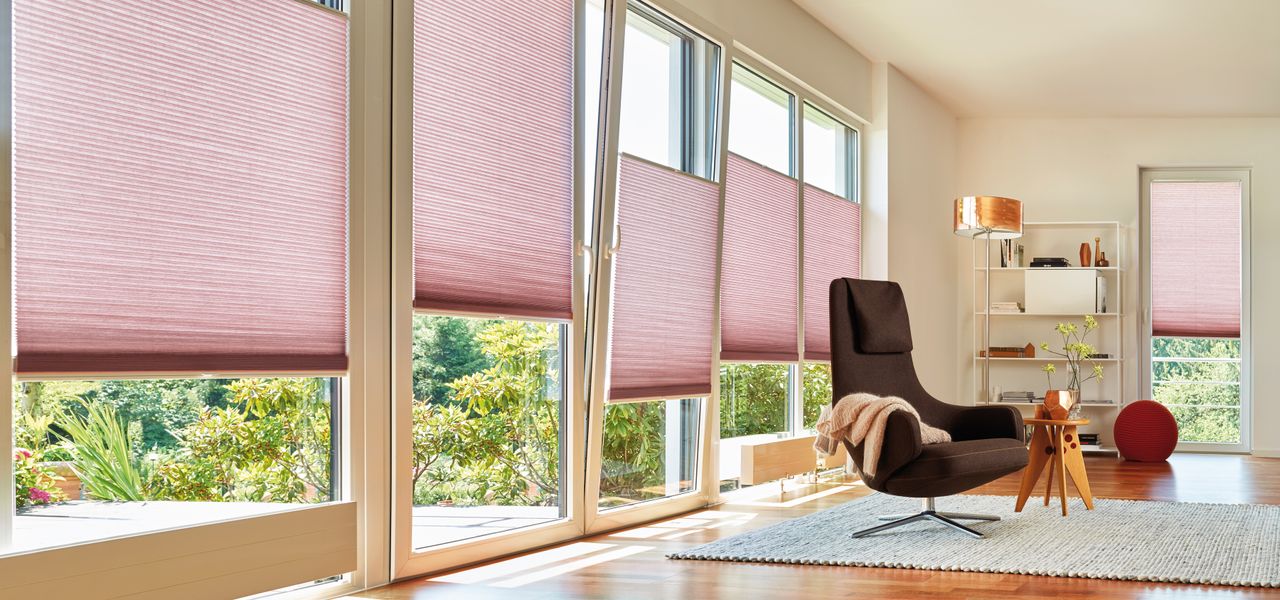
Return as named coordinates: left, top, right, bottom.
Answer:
left=791, top=0, right=1280, bottom=118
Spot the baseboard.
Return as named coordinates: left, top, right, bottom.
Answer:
left=1252, top=448, right=1280, bottom=458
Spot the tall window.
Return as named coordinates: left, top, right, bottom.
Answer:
left=718, top=64, right=859, bottom=488
left=598, top=2, right=721, bottom=510
left=10, top=0, right=349, bottom=567
left=801, top=102, right=861, bottom=374
left=409, top=0, right=577, bottom=551
left=1145, top=174, right=1248, bottom=448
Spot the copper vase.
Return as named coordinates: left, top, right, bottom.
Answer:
left=1039, top=389, right=1080, bottom=420
left=1079, top=243, right=1092, bottom=268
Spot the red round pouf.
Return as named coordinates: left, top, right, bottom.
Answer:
left=1114, top=400, right=1179, bottom=462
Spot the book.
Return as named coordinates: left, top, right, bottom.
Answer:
left=1030, top=257, right=1070, bottom=268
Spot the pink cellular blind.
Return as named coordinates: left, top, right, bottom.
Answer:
left=1150, top=181, right=1242, bottom=338
left=12, top=0, right=349, bottom=376
left=720, top=153, right=799, bottom=361
left=608, top=155, right=721, bottom=403
left=412, top=0, right=574, bottom=320
left=803, top=185, right=862, bottom=361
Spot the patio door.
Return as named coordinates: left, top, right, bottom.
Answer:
left=389, top=0, right=601, bottom=577
left=1140, top=169, right=1251, bottom=453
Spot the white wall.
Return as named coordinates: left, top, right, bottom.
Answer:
left=958, top=117, right=1280, bottom=454
left=871, top=65, right=963, bottom=401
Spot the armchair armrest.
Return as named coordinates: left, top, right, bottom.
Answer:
left=852, top=410, right=924, bottom=483
left=949, top=405, right=1024, bottom=442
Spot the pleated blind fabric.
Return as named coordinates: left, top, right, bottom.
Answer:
left=412, top=0, right=574, bottom=320
left=12, top=0, right=349, bottom=376
left=720, top=153, right=799, bottom=361
left=803, top=185, right=862, bottom=361
left=1150, top=180, right=1242, bottom=338
left=608, top=155, right=721, bottom=403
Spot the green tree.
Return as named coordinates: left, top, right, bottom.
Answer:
left=1152, top=337, right=1241, bottom=443
left=75, top=380, right=216, bottom=451
left=719, top=363, right=788, bottom=438
left=413, top=315, right=490, bottom=405
left=599, top=402, right=666, bottom=503
left=447, top=321, right=562, bottom=505
left=802, top=363, right=832, bottom=429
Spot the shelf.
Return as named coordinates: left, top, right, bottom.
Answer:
left=976, top=266, right=1122, bottom=272
left=977, top=312, right=1122, bottom=317
left=1022, top=221, right=1122, bottom=228
left=977, top=357, right=1122, bottom=362
left=995, top=402, right=1120, bottom=408
left=1081, top=445, right=1119, bottom=455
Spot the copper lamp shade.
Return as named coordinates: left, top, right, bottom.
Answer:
left=954, top=196, right=1023, bottom=239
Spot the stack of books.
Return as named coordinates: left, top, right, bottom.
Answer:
left=990, top=301, right=1023, bottom=314
left=1030, top=257, right=1071, bottom=268
left=999, top=391, right=1036, bottom=404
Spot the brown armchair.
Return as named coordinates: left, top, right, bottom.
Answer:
left=830, top=278, right=1028, bottom=538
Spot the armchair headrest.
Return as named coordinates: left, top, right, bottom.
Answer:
left=847, top=279, right=914, bottom=354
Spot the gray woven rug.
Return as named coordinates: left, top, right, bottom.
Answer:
left=668, top=493, right=1280, bottom=587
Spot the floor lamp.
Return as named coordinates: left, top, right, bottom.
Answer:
left=954, top=196, right=1023, bottom=404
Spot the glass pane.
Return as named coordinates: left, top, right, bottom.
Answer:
left=1152, top=360, right=1242, bottom=386
left=583, top=0, right=606, bottom=231
left=802, top=363, right=832, bottom=429
left=802, top=104, right=849, bottom=198
left=617, top=10, right=681, bottom=168
left=1153, top=337, right=1240, bottom=359
left=1151, top=336, right=1242, bottom=444
left=719, top=363, right=788, bottom=438
left=728, top=66, right=792, bottom=174
left=410, top=315, right=565, bottom=549
left=12, top=377, right=335, bottom=553
left=599, top=398, right=700, bottom=509
left=1154, top=381, right=1240, bottom=408
left=1168, top=406, right=1240, bottom=444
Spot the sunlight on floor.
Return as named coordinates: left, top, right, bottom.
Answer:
left=429, top=540, right=654, bottom=588
left=489, top=545, right=653, bottom=588
left=431, top=542, right=613, bottom=585
left=725, top=481, right=863, bottom=508
left=608, top=509, right=760, bottom=541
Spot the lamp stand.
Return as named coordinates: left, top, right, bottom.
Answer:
left=983, top=230, right=992, bottom=405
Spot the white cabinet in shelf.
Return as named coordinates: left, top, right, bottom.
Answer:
left=970, top=221, right=1127, bottom=448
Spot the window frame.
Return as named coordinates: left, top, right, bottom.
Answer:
left=0, top=0, right=379, bottom=595
left=714, top=57, right=862, bottom=489
left=802, top=100, right=858, bottom=202
left=1139, top=168, right=1252, bottom=454
left=582, top=0, right=729, bottom=536
left=389, top=0, right=592, bottom=579
left=728, top=63, right=796, bottom=177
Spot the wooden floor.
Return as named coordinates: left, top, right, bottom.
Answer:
left=354, top=454, right=1280, bottom=599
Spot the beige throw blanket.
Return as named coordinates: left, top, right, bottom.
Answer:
left=813, top=392, right=951, bottom=477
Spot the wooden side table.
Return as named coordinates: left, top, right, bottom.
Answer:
left=1015, top=418, right=1095, bottom=516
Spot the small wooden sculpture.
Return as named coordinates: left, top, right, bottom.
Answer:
left=1079, top=242, right=1092, bottom=268
left=1094, top=236, right=1110, bottom=267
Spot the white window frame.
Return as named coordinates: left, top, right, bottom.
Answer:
left=582, top=0, right=729, bottom=536
left=1139, top=167, right=1252, bottom=454
left=715, top=57, right=862, bottom=476
left=388, top=0, right=594, bottom=581
left=0, top=0, right=391, bottom=596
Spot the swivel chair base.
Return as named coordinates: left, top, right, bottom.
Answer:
left=851, top=497, right=999, bottom=539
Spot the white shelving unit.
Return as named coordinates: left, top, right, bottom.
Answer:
left=971, top=221, right=1126, bottom=454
